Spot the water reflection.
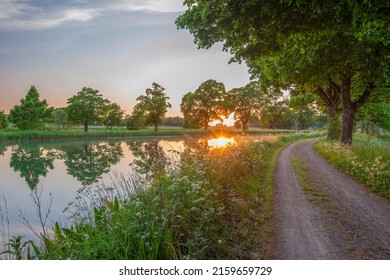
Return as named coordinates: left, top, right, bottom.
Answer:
left=9, top=147, right=56, bottom=190
left=127, top=141, right=168, bottom=180
left=207, top=137, right=235, bottom=149
left=60, top=142, right=124, bottom=186
left=4, top=136, right=236, bottom=190
left=0, top=143, right=7, bottom=156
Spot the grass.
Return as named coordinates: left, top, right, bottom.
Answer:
left=290, top=155, right=327, bottom=204
left=314, top=133, right=390, bottom=199
left=0, top=125, right=314, bottom=142
left=0, top=130, right=324, bottom=260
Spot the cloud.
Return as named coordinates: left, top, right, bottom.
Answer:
left=0, top=0, right=185, bottom=30
left=0, top=8, right=100, bottom=30
left=110, top=0, right=186, bottom=13
left=0, top=0, right=38, bottom=19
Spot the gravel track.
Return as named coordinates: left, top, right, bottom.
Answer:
left=274, top=140, right=390, bottom=259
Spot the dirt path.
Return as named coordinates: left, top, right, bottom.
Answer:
left=274, top=140, right=390, bottom=259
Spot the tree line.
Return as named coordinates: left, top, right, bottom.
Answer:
left=1, top=79, right=328, bottom=133
left=0, top=83, right=172, bottom=132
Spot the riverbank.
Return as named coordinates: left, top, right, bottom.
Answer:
left=0, top=126, right=311, bottom=142
left=1, top=131, right=324, bottom=260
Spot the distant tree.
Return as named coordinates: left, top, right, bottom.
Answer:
left=10, top=86, right=54, bottom=130
left=260, top=99, right=293, bottom=129
left=228, top=81, right=265, bottom=131
left=133, top=82, right=171, bottom=131
left=180, top=92, right=201, bottom=128
left=126, top=112, right=146, bottom=130
left=161, top=116, right=185, bottom=127
left=356, top=102, right=390, bottom=134
left=66, top=87, right=110, bottom=132
left=180, top=79, right=227, bottom=130
left=53, top=108, right=73, bottom=130
left=0, top=110, right=8, bottom=129
left=104, top=103, right=125, bottom=129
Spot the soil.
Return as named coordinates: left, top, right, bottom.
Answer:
left=273, top=140, right=390, bottom=259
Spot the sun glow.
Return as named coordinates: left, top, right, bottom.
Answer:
left=207, top=137, right=235, bottom=149
left=209, top=112, right=236, bottom=127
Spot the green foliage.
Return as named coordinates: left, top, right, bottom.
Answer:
left=227, top=81, right=265, bottom=130
left=0, top=111, right=8, bottom=129
left=66, top=87, right=110, bottom=132
left=260, top=99, right=293, bottom=129
left=9, top=86, right=54, bottom=130
left=104, top=103, right=125, bottom=129
left=315, top=136, right=390, bottom=199
left=180, top=79, right=227, bottom=129
left=327, top=114, right=342, bottom=141
left=126, top=113, right=146, bottom=130
left=355, top=102, right=390, bottom=134
left=0, top=236, right=38, bottom=260
left=161, top=116, right=184, bottom=127
left=177, top=1, right=389, bottom=144
left=2, top=131, right=323, bottom=260
left=53, top=108, right=73, bottom=130
left=133, top=82, right=171, bottom=131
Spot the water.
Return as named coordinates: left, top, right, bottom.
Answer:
left=0, top=137, right=186, bottom=244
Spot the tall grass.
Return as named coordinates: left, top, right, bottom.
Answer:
left=1, top=131, right=323, bottom=260
left=314, top=133, right=390, bottom=199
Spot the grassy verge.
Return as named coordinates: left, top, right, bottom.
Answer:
left=314, top=133, right=390, bottom=199
left=1, top=131, right=324, bottom=260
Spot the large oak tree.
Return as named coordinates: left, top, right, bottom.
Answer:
left=180, top=79, right=226, bottom=130
left=133, top=82, right=171, bottom=131
left=66, top=87, right=110, bottom=132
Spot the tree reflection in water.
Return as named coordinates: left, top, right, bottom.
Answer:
left=61, top=142, right=124, bottom=186
left=127, top=141, right=168, bottom=181
left=9, top=146, right=56, bottom=190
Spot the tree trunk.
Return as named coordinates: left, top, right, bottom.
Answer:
left=84, top=121, right=88, bottom=132
left=242, top=121, right=247, bottom=131
left=154, top=124, right=158, bottom=131
left=316, top=83, right=341, bottom=141
left=341, top=106, right=355, bottom=145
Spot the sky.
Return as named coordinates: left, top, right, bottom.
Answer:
left=0, top=0, right=250, bottom=116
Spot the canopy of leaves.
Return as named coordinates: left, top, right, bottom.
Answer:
left=9, top=86, right=54, bottom=130
left=0, top=110, right=8, bottom=129
left=227, top=81, right=268, bottom=130
left=133, top=82, right=171, bottom=131
left=104, top=103, right=125, bottom=129
left=66, top=87, right=110, bottom=132
left=126, top=112, right=146, bottom=130
left=177, top=0, right=389, bottom=143
left=180, top=79, right=227, bottom=129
